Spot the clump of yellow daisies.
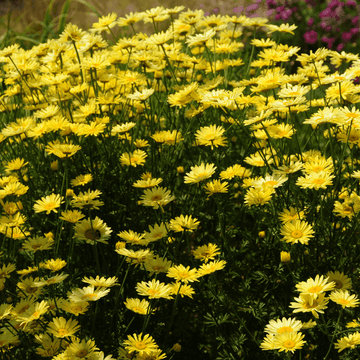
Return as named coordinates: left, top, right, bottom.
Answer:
left=261, top=272, right=360, bottom=354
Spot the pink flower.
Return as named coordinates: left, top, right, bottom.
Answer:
left=342, top=32, right=352, bottom=42
left=307, top=18, right=314, bottom=26
left=336, top=43, right=344, bottom=51
left=346, top=0, right=356, bottom=7
left=304, top=30, right=318, bottom=44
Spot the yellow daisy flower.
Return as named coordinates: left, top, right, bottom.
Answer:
left=280, top=220, right=315, bottom=245
left=330, top=290, right=360, bottom=308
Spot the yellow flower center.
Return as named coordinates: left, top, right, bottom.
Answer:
left=312, top=178, right=325, bottom=184
left=130, top=156, right=139, bottom=163
left=135, top=341, right=147, bottom=350
left=82, top=293, right=97, bottom=300
left=153, top=232, right=163, bottom=239
left=288, top=91, right=300, bottom=96
left=58, top=328, right=68, bottom=336
left=44, top=202, right=56, bottom=210
left=278, top=326, right=293, bottom=334
left=343, top=207, right=353, bottom=214
left=283, top=340, right=295, bottom=349
left=153, top=265, right=164, bottom=271
left=178, top=272, right=189, bottom=279
left=346, top=113, right=359, bottom=118
left=32, top=311, right=41, bottom=318
left=264, top=180, right=277, bottom=186
left=308, top=286, right=322, bottom=293
left=148, top=289, right=159, bottom=296
left=339, top=298, right=350, bottom=305
left=291, top=231, right=303, bottom=238
left=133, top=307, right=145, bottom=314
left=76, top=350, right=88, bottom=358
left=26, top=286, right=37, bottom=293
left=311, top=166, right=324, bottom=172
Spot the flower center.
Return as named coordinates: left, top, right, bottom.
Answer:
left=278, top=326, right=293, bottom=334
left=32, top=311, right=41, bottom=318
left=76, top=350, right=88, bottom=358
left=58, top=328, right=68, bottom=336
left=82, top=293, right=97, bottom=300
left=135, top=341, right=147, bottom=350
left=283, top=340, right=295, bottom=349
left=151, top=195, right=162, bottom=201
left=308, top=286, right=322, bottom=293
left=85, top=229, right=101, bottom=240
left=26, top=286, right=37, bottom=293
left=291, top=231, right=303, bottom=238
left=312, top=178, right=325, bottom=184
left=334, top=280, right=343, bottom=289
left=339, top=298, right=350, bottom=305
left=148, top=289, right=159, bottom=296
left=178, top=272, right=189, bottom=278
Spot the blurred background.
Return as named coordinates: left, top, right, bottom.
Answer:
left=0, top=0, right=271, bottom=36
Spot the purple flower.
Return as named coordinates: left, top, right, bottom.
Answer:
left=266, top=0, right=277, bottom=7
left=213, top=8, right=219, bottom=13
left=350, top=27, right=359, bottom=35
left=307, top=18, right=314, bottom=26
left=346, top=0, right=357, bottom=6
left=276, top=5, right=285, bottom=12
left=247, top=4, right=259, bottom=11
left=352, top=16, right=359, bottom=24
left=319, top=8, right=332, bottom=18
left=233, top=6, right=244, bottom=13
left=336, top=43, right=345, bottom=51
left=275, top=13, right=282, bottom=20
left=281, top=9, right=292, bottom=20
left=304, top=30, right=318, bottom=44
left=342, top=32, right=352, bottom=42
left=329, top=0, right=341, bottom=8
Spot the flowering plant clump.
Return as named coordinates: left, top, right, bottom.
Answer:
left=1, top=4, right=360, bottom=360
left=266, top=0, right=360, bottom=53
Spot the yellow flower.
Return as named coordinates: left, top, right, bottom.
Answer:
left=120, top=150, right=147, bottom=167
left=22, top=236, right=54, bottom=252
left=33, top=194, right=64, bottom=215
left=124, top=298, right=153, bottom=315
left=167, top=264, right=199, bottom=283
left=184, top=163, right=216, bottom=184
left=327, top=271, right=352, bottom=291
left=280, top=220, right=315, bottom=245
left=335, top=332, right=360, bottom=352
left=140, top=186, right=175, bottom=210
left=290, top=293, right=329, bottom=319
left=296, top=275, right=335, bottom=302
left=169, top=214, right=200, bottom=232
left=195, top=125, right=227, bottom=150
left=330, top=290, right=360, bottom=308
left=47, top=317, right=80, bottom=338
left=203, top=180, right=229, bottom=197
left=273, top=332, right=306, bottom=353
left=82, top=276, right=118, bottom=288
left=68, top=285, right=110, bottom=302
left=266, top=23, right=297, bottom=35
left=74, top=217, right=112, bottom=245
left=244, top=187, right=274, bottom=207
left=136, top=279, right=172, bottom=299
left=192, top=243, right=221, bottom=263
left=197, top=259, right=226, bottom=276
left=265, top=317, right=302, bottom=335
left=91, top=12, right=117, bottom=32
left=39, top=258, right=67, bottom=272
left=45, top=140, right=82, bottom=158
left=278, top=207, right=305, bottom=223
left=280, top=251, right=291, bottom=263
left=123, top=333, right=159, bottom=356
left=296, top=171, right=335, bottom=190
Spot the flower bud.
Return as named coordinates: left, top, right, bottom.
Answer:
left=280, top=251, right=291, bottom=263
